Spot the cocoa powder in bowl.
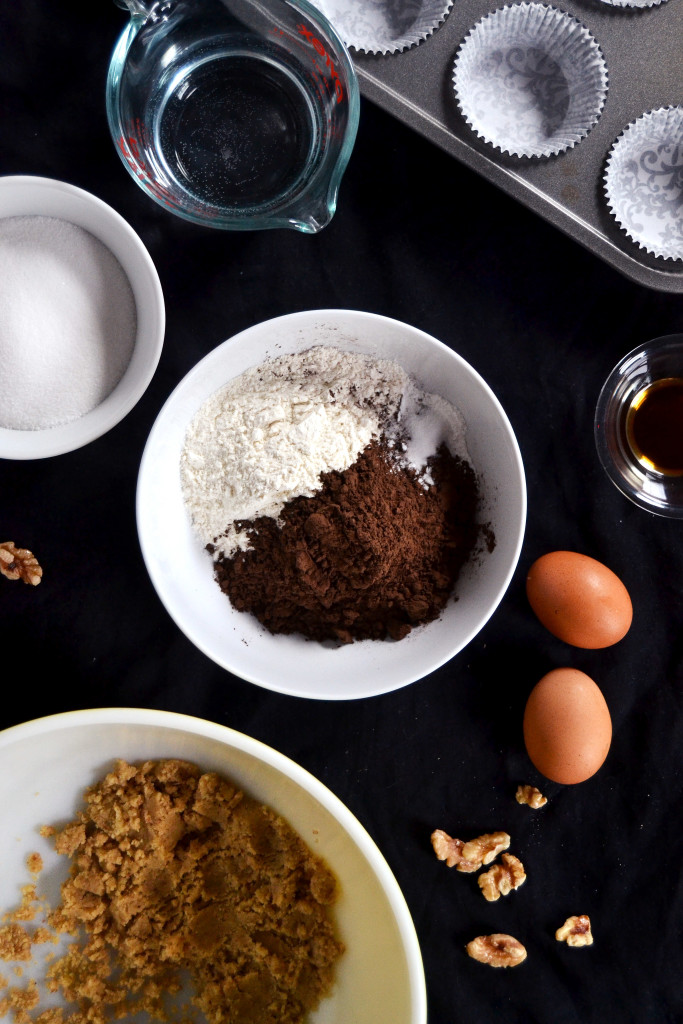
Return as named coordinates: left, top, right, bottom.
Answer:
left=214, top=439, right=485, bottom=643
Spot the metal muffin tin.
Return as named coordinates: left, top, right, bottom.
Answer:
left=351, top=0, right=683, bottom=292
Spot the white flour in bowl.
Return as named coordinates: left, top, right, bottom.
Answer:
left=180, top=345, right=469, bottom=558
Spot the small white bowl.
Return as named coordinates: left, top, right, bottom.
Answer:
left=0, top=707, right=427, bottom=1024
left=137, top=309, right=526, bottom=700
left=0, top=175, right=165, bottom=459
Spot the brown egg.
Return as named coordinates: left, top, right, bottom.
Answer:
left=523, top=668, right=612, bottom=784
left=526, top=551, right=632, bottom=648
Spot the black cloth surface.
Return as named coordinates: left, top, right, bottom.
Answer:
left=1, top=4, right=683, bottom=1023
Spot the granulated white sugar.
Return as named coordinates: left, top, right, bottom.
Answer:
left=0, top=215, right=137, bottom=430
left=180, top=345, right=470, bottom=558
left=399, top=385, right=470, bottom=485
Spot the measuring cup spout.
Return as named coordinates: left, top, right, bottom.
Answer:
left=113, top=0, right=156, bottom=18
left=292, top=199, right=335, bottom=235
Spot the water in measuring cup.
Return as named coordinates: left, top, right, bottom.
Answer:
left=154, top=49, right=321, bottom=212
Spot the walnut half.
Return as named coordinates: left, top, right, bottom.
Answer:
left=431, top=829, right=511, bottom=872
left=556, top=915, right=593, bottom=947
left=0, top=542, right=42, bottom=586
left=466, top=933, right=527, bottom=968
left=458, top=831, right=510, bottom=873
left=478, top=853, right=526, bottom=901
left=515, top=784, right=547, bottom=809
left=431, top=830, right=464, bottom=868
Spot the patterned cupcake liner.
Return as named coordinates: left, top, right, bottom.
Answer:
left=604, top=106, right=683, bottom=262
left=308, top=0, right=453, bottom=55
left=452, top=3, right=609, bottom=159
left=595, top=0, right=669, bottom=9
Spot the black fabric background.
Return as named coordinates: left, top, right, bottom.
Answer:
left=1, top=4, right=683, bottom=1022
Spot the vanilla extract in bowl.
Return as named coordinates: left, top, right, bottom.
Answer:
left=625, top=377, right=683, bottom=476
left=595, top=334, right=683, bottom=518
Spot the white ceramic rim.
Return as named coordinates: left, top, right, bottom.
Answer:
left=0, top=706, right=428, bottom=1024
left=136, top=309, right=527, bottom=699
left=0, top=175, right=165, bottom=460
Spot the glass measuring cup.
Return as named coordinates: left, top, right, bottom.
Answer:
left=106, top=0, right=359, bottom=232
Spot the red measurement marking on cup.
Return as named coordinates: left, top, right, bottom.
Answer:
left=296, top=24, right=344, bottom=103
left=117, top=122, right=175, bottom=209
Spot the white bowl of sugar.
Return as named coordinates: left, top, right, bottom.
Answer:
left=0, top=175, right=165, bottom=459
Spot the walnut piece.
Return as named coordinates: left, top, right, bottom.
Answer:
left=515, top=784, right=547, bottom=809
left=515, top=784, right=547, bottom=808
left=431, top=829, right=510, bottom=872
left=458, top=831, right=510, bottom=873
left=0, top=543, right=42, bottom=586
left=556, top=915, right=593, bottom=947
left=431, top=829, right=464, bottom=868
left=478, top=853, right=526, bottom=901
left=466, top=933, right=527, bottom=968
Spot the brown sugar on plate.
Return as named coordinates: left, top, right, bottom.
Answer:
left=1, top=979, right=39, bottom=1023
left=0, top=925, right=32, bottom=962
left=7, top=885, right=40, bottom=924
left=25, top=855, right=43, bottom=877
left=40, top=758, right=344, bottom=1024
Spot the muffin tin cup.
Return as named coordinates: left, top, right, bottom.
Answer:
left=309, top=0, right=453, bottom=54
left=452, top=3, right=609, bottom=159
left=604, top=106, right=683, bottom=263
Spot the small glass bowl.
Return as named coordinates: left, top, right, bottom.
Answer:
left=595, top=334, right=683, bottom=517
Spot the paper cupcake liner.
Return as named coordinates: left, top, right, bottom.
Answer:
left=595, top=0, right=669, bottom=9
left=308, top=0, right=453, bottom=55
left=452, top=3, right=609, bottom=159
left=604, top=107, right=683, bottom=262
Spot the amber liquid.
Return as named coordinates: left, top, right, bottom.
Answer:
left=625, top=377, right=683, bottom=476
